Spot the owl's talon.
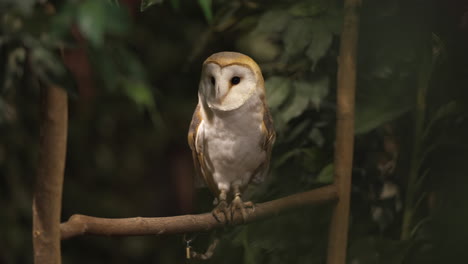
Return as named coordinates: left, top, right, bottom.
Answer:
left=231, top=195, right=249, bottom=223
left=212, top=200, right=230, bottom=224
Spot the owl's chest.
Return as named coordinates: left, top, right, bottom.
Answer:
left=203, top=99, right=264, bottom=169
left=205, top=114, right=262, bottom=152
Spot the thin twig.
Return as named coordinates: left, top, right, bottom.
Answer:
left=60, top=185, right=337, bottom=240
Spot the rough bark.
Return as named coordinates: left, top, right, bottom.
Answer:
left=33, top=85, right=68, bottom=264
left=327, top=0, right=361, bottom=263
left=61, top=185, right=337, bottom=240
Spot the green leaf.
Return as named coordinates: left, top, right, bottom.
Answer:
left=77, top=1, right=129, bottom=46
left=316, top=163, right=333, bottom=184
left=355, top=81, right=412, bottom=134
left=422, top=101, right=458, bottom=140
left=284, top=119, right=309, bottom=143
left=299, top=76, right=329, bottom=109
left=197, top=0, right=213, bottom=23
left=140, top=0, right=164, bottom=11
left=274, top=148, right=319, bottom=171
left=301, top=148, right=320, bottom=172
left=29, top=46, right=77, bottom=95
left=305, top=22, right=333, bottom=70
left=355, top=104, right=409, bottom=135
left=265, top=76, right=292, bottom=109
left=281, top=86, right=309, bottom=122
left=255, top=10, right=290, bottom=33
left=236, top=33, right=281, bottom=63
left=122, top=80, right=155, bottom=110
left=283, top=17, right=334, bottom=65
left=274, top=149, right=302, bottom=168
left=309, top=127, right=325, bottom=147
left=2, top=47, right=26, bottom=93
left=77, top=1, right=105, bottom=46
left=283, top=18, right=315, bottom=58
left=277, top=76, right=329, bottom=124
left=288, top=1, right=327, bottom=17
left=50, top=3, right=76, bottom=38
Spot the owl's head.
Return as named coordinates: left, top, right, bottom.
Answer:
left=199, top=52, right=264, bottom=111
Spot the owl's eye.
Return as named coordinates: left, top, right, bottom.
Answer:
left=210, top=76, right=215, bottom=85
left=231, top=76, right=241, bottom=85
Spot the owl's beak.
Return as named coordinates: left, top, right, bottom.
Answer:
left=206, top=83, right=228, bottom=107
left=213, top=85, right=223, bottom=103
left=215, top=85, right=220, bottom=98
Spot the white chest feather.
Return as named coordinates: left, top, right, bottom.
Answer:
left=199, top=95, right=265, bottom=192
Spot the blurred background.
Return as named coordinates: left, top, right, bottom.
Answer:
left=1, top=0, right=468, bottom=263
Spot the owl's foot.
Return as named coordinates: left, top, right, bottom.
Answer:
left=231, top=195, right=248, bottom=223
left=212, top=200, right=230, bottom=223
left=212, top=190, right=230, bottom=224
left=231, top=186, right=253, bottom=223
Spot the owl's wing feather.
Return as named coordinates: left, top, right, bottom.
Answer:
left=188, top=104, right=219, bottom=194
left=252, top=102, right=276, bottom=183
left=188, top=104, right=206, bottom=188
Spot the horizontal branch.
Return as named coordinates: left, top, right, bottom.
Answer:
left=61, top=185, right=337, bottom=240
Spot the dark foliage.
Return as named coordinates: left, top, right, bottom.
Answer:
left=1, top=0, right=468, bottom=263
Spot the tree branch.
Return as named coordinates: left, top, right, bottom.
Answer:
left=327, top=0, right=361, bottom=263
left=60, top=185, right=337, bottom=240
left=33, top=84, right=68, bottom=264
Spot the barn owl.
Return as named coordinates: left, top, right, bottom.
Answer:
left=188, top=52, right=275, bottom=222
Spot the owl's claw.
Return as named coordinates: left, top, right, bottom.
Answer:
left=231, top=195, right=253, bottom=223
left=212, top=200, right=230, bottom=223
left=212, top=190, right=230, bottom=224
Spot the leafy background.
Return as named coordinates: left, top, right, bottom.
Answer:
left=1, top=0, right=468, bottom=263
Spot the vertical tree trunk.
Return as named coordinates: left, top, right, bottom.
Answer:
left=327, top=0, right=361, bottom=263
left=33, top=85, right=68, bottom=264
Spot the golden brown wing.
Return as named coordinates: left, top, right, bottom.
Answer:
left=252, top=101, right=276, bottom=183
left=188, top=104, right=219, bottom=195
left=262, top=102, right=276, bottom=169
left=188, top=104, right=203, bottom=184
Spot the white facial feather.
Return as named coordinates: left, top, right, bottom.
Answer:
left=200, top=63, right=259, bottom=111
